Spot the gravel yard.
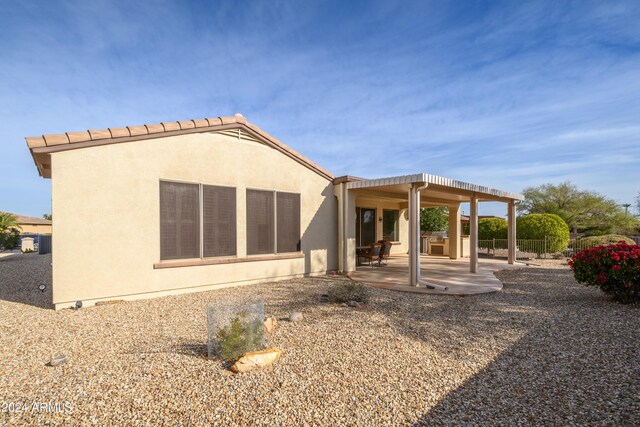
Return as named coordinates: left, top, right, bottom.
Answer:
left=1, top=254, right=638, bottom=426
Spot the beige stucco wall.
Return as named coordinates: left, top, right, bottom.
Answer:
left=19, top=224, right=52, bottom=234
left=51, top=132, right=337, bottom=309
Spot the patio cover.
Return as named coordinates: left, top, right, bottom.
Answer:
left=334, top=173, right=524, bottom=287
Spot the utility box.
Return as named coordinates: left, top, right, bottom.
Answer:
left=21, top=237, right=34, bottom=252
left=460, top=236, right=470, bottom=257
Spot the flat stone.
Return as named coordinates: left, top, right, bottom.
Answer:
left=288, top=311, right=303, bottom=322
left=47, top=354, right=69, bottom=367
left=230, top=347, right=282, bottom=373
left=347, top=300, right=358, bottom=307
left=264, top=316, right=278, bottom=333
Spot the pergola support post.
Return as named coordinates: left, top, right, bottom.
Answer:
left=407, top=183, right=425, bottom=286
left=469, top=195, right=478, bottom=273
left=507, top=200, right=517, bottom=264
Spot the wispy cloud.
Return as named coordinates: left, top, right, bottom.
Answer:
left=0, top=0, right=639, bottom=216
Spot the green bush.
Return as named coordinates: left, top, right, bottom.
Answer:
left=569, top=242, right=640, bottom=304
left=217, top=312, right=264, bottom=362
left=328, top=281, right=371, bottom=303
left=577, top=234, right=635, bottom=246
left=478, top=218, right=508, bottom=240
left=0, top=228, right=20, bottom=251
left=517, top=214, right=570, bottom=253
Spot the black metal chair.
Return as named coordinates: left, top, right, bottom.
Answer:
left=379, top=241, right=392, bottom=265
left=359, top=243, right=382, bottom=266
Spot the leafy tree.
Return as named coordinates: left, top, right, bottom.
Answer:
left=519, top=182, right=638, bottom=234
left=478, top=218, right=508, bottom=240
left=420, top=207, right=448, bottom=231
left=43, top=214, right=52, bottom=220
left=517, top=214, right=570, bottom=253
left=0, top=212, right=21, bottom=251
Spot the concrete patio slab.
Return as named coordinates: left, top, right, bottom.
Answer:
left=349, top=255, right=525, bottom=295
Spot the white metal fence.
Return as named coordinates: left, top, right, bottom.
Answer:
left=478, top=236, right=639, bottom=260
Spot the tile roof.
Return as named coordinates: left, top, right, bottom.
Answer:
left=5, top=213, right=52, bottom=225
left=25, top=114, right=334, bottom=180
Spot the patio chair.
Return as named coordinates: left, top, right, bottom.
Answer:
left=379, top=241, right=392, bottom=265
left=359, top=243, right=382, bottom=267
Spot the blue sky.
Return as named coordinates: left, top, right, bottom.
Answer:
left=1, top=0, right=639, bottom=218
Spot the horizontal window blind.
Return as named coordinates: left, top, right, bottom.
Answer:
left=160, top=181, right=200, bottom=260
left=203, top=185, right=237, bottom=257
left=246, top=190, right=274, bottom=255
left=277, top=192, right=301, bottom=253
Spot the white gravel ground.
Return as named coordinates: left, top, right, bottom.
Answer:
left=0, top=254, right=638, bottom=426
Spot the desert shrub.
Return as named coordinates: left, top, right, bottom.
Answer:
left=328, top=281, right=371, bottom=303
left=216, top=312, right=264, bottom=362
left=478, top=218, right=508, bottom=240
left=0, top=228, right=20, bottom=251
left=569, top=241, right=640, bottom=304
left=517, top=213, right=570, bottom=253
left=578, top=234, right=635, bottom=246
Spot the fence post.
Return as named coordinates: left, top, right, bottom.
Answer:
left=544, top=236, right=548, bottom=259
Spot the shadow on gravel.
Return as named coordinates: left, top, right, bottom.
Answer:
left=0, top=254, right=53, bottom=309
left=397, top=267, right=640, bottom=426
left=413, top=309, right=639, bottom=425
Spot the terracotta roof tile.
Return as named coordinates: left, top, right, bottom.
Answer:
left=220, top=116, right=237, bottom=125
left=66, top=131, right=91, bottom=143
left=109, top=127, right=130, bottom=138
left=25, top=113, right=335, bottom=181
left=233, top=113, right=246, bottom=124
left=145, top=123, right=164, bottom=134
left=26, top=136, right=46, bottom=148
left=177, top=120, right=195, bottom=130
left=44, top=134, right=70, bottom=146
left=127, top=125, right=148, bottom=136
left=161, top=122, right=181, bottom=132
left=89, top=129, right=111, bottom=140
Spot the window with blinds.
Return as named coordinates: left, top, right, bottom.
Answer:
left=246, top=190, right=274, bottom=255
left=160, top=181, right=200, bottom=260
left=277, top=192, right=301, bottom=253
left=203, top=185, right=236, bottom=257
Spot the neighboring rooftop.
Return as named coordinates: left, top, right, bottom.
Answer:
left=25, top=114, right=334, bottom=181
left=4, top=213, right=52, bottom=226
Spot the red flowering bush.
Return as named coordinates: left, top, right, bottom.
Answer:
left=568, top=241, right=640, bottom=304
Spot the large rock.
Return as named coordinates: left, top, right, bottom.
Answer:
left=230, top=347, right=282, bottom=373
left=288, top=311, right=303, bottom=322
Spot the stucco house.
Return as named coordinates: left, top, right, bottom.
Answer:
left=26, top=114, right=523, bottom=309
left=10, top=213, right=53, bottom=234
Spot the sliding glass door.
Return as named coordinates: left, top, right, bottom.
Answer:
left=356, top=207, right=376, bottom=247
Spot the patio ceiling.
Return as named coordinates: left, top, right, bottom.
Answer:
left=342, top=173, right=524, bottom=205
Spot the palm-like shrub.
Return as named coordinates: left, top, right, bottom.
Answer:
left=0, top=212, right=21, bottom=251
left=0, top=212, right=21, bottom=232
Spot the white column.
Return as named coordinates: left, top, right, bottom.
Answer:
left=407, top=186, right=415, bottom=286
left=414, top=185, right=423, bottom=286
left=507, top=200, right=517, bottom=264
left=448, top=204, right=461, bottom=259
left=469, top=195, right=478, bottom=273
